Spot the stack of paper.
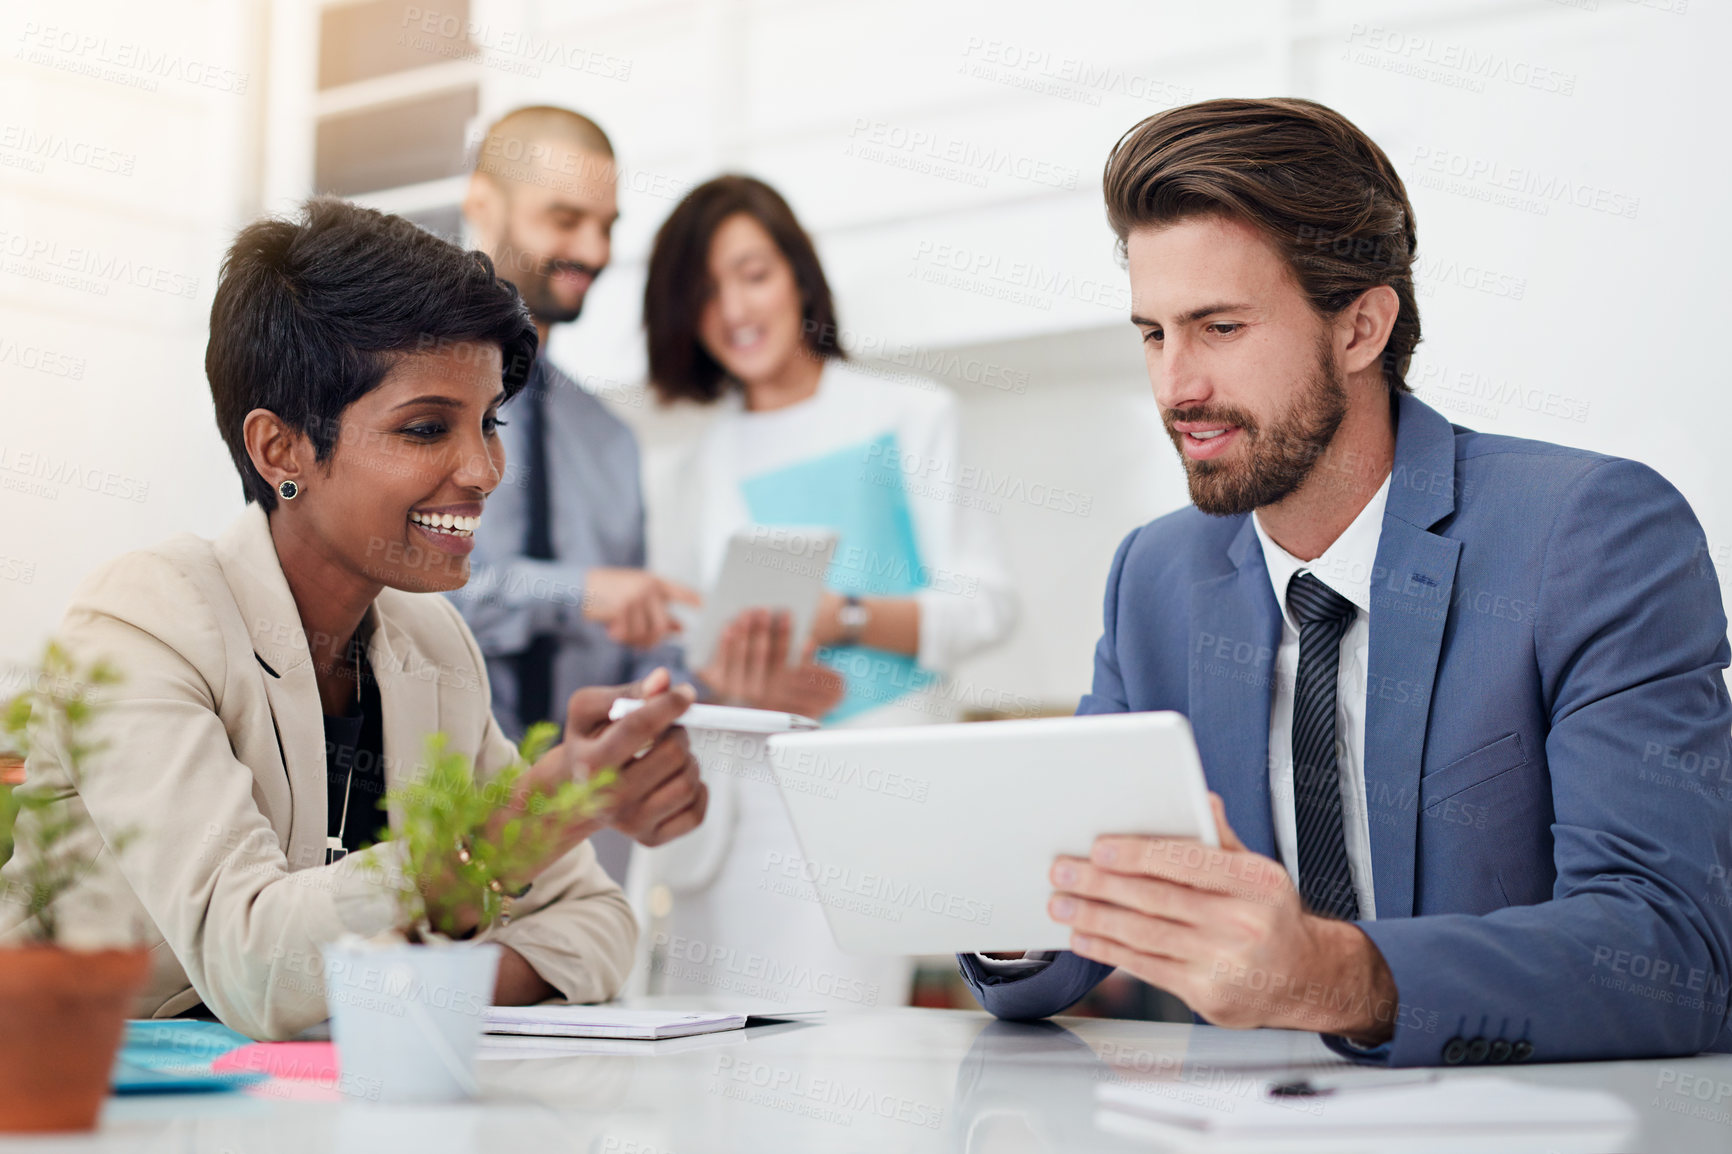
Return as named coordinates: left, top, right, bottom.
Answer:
left=479, top=1031, right=754, bottom=1061
left=607, top=994, right=828, bottom=1024
left=484, top=1006, right=747, bottom=1040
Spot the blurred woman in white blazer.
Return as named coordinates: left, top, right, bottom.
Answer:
left=628, top=176, right=1017, bottom=1009
left=0, top=199, right=707, bottom=1039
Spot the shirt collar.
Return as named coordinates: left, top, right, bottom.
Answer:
left=1252, top=473, right=1392, bottom=629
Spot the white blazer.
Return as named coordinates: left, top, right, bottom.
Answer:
left=0, top=506, right=636, bottom=1039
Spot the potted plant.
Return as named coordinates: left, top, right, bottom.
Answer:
left=323, top=722, right=616, bottom=1103
left=0, top=644, right=148, bottom=1133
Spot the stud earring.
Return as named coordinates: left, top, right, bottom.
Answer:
left=277, top=479, right=299, bottom=501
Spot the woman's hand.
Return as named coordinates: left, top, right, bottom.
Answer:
left=763, top=645, right=846, bottom=718
left=808, top=592, right=846, bottom=647
left=572, top=668, right=709, bottom=846
left=545, top=668, right=708, bottom=847
left=494, top=670, right=708, bottom=879
left=699, top=608, right=790, bottom=704
left=699, top=610, right=845, bottom=716
left=422, top=670, right=706, bottom=935
left=808, top=593, right=923, bottom=657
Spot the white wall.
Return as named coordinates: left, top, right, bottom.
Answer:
left=6, top=0, right=1729, bottom=711
left=0, top=0, right=264, bottom=675
left=553, top=0, right=1732, bottom=706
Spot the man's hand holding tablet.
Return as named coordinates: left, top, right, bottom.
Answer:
left=1046, top=794, right=1399, bottom=1045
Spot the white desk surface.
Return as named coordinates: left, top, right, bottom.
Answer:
left=12, top=1002, right=1732, bottom=1153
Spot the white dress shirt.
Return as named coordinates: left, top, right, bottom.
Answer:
left=1253, top=474, right=1391, bottom=921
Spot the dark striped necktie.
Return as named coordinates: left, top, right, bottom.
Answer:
left=515, top=366, right=558, bottom=730
left=1287, top=570, right=1360, bottom=921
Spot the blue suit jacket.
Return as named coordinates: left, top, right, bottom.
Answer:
left=961, top=393, right=1732, bottom=1066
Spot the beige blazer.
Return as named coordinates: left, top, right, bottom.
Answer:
left=0, top=506, right=636, bottom=1039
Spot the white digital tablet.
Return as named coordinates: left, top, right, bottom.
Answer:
left=764, top=712, right=1216, bottom=955
left=681, top=526, right=840, bottom=671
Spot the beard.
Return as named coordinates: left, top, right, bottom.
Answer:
left=497, top=227, right=597, bottom=327
left=1164, top=343, right=1349, bottom=517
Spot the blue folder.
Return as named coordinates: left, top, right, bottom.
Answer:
left=740, top=432, right=938, bottom=721
left=111, top=1020, right=265, bottom=1095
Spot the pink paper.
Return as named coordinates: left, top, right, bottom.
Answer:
left=212, top=1041, right=339, bottom=1082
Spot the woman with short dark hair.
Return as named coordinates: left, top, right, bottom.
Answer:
left=1, top=198, right=706, bottom=1039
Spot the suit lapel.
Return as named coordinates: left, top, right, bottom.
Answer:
left=1188, top=518, right=1281, bottom=860
left=213, top=510, right=457, bottom=862
left=1364, top=395, right=1463, bottom=918
left=214, top=507, right=330, bottom=871
left=367, top=600, right=439, bottom=832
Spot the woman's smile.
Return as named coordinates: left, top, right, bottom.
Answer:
left=408, top=503, right=482, bottom=555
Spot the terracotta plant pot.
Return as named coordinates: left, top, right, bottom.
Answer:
left=0, top=946, right=150, bottom=1132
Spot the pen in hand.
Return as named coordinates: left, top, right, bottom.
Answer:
left=608, top=697, right=821, bottom=733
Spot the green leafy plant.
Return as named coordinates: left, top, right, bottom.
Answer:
left=377, top=721, right=618, bottom=940
left=0, top=764, right=20, bottom=869
left=0, top=643, right=127, bottom=943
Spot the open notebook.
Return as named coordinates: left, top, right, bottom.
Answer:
left=485, top=1006, right=747, bottom=1041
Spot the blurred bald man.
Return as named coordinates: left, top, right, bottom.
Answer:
left=450, top=108, right=700, bottom=775
left=453, top=111, right=843, bottom=860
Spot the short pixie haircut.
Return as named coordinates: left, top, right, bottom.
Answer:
left=206, top=197, right=539, bottom=511
left=1103, top=97, right=1421, bottom=393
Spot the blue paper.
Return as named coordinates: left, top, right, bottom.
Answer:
left=740, top=432, right=937, bottom=721
left=112, top=1020, right=264, bottom=1095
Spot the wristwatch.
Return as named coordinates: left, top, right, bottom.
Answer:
left=837, top=595, right=870, bottom=646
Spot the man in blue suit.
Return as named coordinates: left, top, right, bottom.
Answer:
left=959, top=97, right=1732, bottom=1067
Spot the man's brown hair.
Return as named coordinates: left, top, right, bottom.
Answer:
left=1103, top=97, right=1421, bottom=392
left=643, top=175, right=843, bottom=404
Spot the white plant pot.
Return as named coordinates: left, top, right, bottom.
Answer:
left=322, top=936, right=501, bottom=1103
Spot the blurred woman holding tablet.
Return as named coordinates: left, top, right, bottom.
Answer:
left=630, top=176, right=1016, bottom=1008
left=643, top=175, right=1017, bottom=724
